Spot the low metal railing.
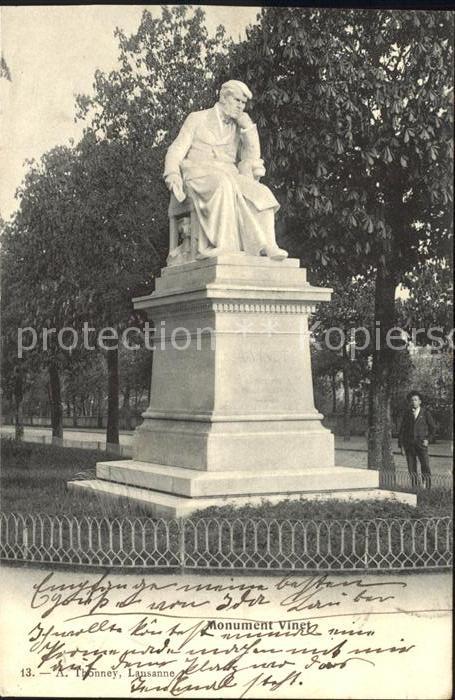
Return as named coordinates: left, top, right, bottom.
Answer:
left=0, top=512, right=451, bottom=571
left=379, top=469, right=453, bottom=491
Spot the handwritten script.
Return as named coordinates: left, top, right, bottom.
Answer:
left=20, top=570, right=419, bottom=697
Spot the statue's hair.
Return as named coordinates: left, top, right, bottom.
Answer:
left=219, top=80, right=252, bottom=101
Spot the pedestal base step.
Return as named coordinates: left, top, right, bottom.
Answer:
left=95, top=460, right=380, bottom=497
left=69, top=479, right=417, bottom=518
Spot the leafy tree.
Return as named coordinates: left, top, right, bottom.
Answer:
left=2, top=7, right=229, bottom=445
left=76, top=6, right=229, bottom=147
left=73, top=3, right=230, bottom=273
left=391, top=347, right=453, bottom=440
left=1, top=147, right=87, bottom=440
left=119, top=341, right=151, bottom=430
left=22, top=368, right=53, bottom=422
left=1, top=136, right=160, bottom=444
left=312, top=277, right=375, bottom=440
left=227, top=8, right=453, bottom=468
left=310, top=344, right=343, bottom=416
left=70, top=134, right=161, bottom=443
left=71, top=6, right=230, bottom=443
left=417, top=350, right=452, bottom=437
left=1, top=216, right=24, bottom=438
left=398, top=259, right=453, bottom=346
left=63, top=354, right=107, bottom=427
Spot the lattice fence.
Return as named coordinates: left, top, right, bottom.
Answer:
left=0, top=512, right=452, bottom=571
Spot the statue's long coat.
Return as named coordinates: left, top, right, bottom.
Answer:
left=164, top=106, right=279, bottom=256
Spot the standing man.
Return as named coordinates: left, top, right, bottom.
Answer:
left=398, top=391, right=436, bottom=488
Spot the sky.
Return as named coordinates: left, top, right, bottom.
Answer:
left=0, top=5, right=260, bottom=220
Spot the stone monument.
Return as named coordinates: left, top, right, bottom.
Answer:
left=70, top=80, right=416, bottom=513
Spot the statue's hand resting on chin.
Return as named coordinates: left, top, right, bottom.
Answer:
left=235, top=112, right=254, bottom=130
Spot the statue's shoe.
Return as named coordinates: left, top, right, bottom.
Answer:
left=262, top=246, right=289, bottom=261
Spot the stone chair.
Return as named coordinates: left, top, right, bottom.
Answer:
left=167, top=193, right=200, bottom=266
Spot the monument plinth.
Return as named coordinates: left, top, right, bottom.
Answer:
left=70, top=255, right=416, bottom=515
left=133, top=254, right=334, bottom=472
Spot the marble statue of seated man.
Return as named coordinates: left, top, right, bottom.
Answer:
left=163, top=79, right=288, bottom=261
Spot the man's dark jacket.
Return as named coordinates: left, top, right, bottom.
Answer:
left=398, top=407, right=436, bottom=449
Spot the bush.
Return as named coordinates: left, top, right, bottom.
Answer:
left=192, top=493, right=451, bottom=521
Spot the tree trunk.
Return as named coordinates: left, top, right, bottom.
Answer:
left=72, top=395, right=78, bottom=427
left=367, top=268, right=397, bottom=471
left=14, top=366, right=24, bottom=441
left=331, top=369, right=337, bottom=415
left=122, top=380, right=133, bottom=431
left=106, top=346, right=119, bottom=445
left=351, top=391, right=358, bottom=417
left=342, top=345, right=351, bottom=441
left=49, top=360, right=63, bottom=440
left=362, top=388, right=367, bottom=416
left=136, top=389, right=144, bottom=408
left=97, top=388, right=103, bottom=429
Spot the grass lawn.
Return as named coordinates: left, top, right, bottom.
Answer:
left=0, top=438, right=125, bottom=517
left=1, top=437, right=452, bottom=520
left=1, top=439, right=451, bottom=571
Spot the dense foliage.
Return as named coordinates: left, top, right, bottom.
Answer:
left=226, top=8, right=453, bottom=467
left=1, top=7, right=229, bottom=443
left=1, top=7, right=452, bottom=463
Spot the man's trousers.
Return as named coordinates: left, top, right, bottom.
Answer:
left=404, top=442, right=431, bottom=488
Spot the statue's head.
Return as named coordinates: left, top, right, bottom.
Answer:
left=219, top=80, right=252, bottom=119
left=219, top=80, right=252, bottom=104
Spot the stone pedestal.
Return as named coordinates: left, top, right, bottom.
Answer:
left=134, top=255, right=334, bottom=472
left=70, top=254, right=416, bottom=514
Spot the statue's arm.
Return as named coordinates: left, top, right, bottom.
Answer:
left=164, top=114, right=196, bottom=201
left=164, top=114, right=196, bottom=179
left=239, top=123, right=261, bottom=160
left=238, top=123, right=266, bottom=179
